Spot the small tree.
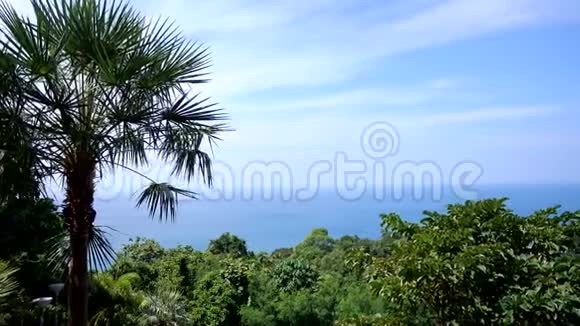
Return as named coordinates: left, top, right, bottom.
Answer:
left=294, top=228, right=334, bottom=261
left=140, top=287, right=189, bottom=326
left=208, top=233, right=249, bottom=257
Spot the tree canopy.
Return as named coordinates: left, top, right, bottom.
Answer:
left=208, top=233, right=250, bottom=258
left=0, top=194, right=579, bottom=325
left=350, top=198, right=580, bottom=325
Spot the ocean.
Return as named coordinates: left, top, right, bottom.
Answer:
left=94, top=184, right=580, bottom=252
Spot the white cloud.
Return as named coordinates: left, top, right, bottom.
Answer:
left=235, top=78, right=464, bottom=113
left=369, top=0, right=540, bottom=53
left=174, top=0, right=579, bottom=98
left=221, top=105, right=555, bottom=149
left=3, top=0, right=576, bottom=184
left=396, top=106, right=554, bottom=128
left=6, top=0, right=578, bottom=98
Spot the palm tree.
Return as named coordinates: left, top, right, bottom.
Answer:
left=139, top=288, right=189, bottom=326
left=0, top=0, right=228, bottom=324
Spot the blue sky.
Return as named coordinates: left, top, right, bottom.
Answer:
left=10, top=0, right=580, bottom=194
left=149, top=0, right=580, bottom=186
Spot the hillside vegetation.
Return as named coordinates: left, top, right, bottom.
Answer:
left=1, top=198, right=578, bottom=325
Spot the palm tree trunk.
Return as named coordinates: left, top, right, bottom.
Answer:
left=68, top=224, right=89, bottom=326
left=64, top=157, right=96, bottom=326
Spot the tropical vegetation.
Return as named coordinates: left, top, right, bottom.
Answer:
left=0, top=197, right=578, bottom=325
left=0, top=1, right=579, bottom=326
left=0, top=0, right=227, bottom=324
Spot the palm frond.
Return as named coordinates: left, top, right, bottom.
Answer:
left=0, top=261, right=18, bottom=299
left=139, top=288, right=189, bottom=326
left=136, top=182, right=197, bottom=222
left=92, top=271, right=140, bottom=294
left=88, top=225, right=118, bottom=271
left=167, top=143, right=212, bottom=186
left=0, top=99, right=52, bottom=200
left=31, top=0, right=143, bottom=68
left=115, top=272, right=141, bottom=290
left=46, top=224, right=117, bottom=274
left=136, top=20, right=211, bottom=92
left=100, top=128, right=149, bottom=170
left=0, top=0, right=60, bottom=77
left=160, top=93, right=227, bottom=126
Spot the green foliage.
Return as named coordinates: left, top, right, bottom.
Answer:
left=90, top=273, right=143, bottom=325
left=354, top=198, right=580, bottom=325
left=0, top=198, right=62, bottom=259
left=120, top=238, right=166, bottom=264
left=208, top=232, right=250, bottom=257
left=139, top=287, right=189, bottom=326
left=112, top=238, right=165, bottom=288
left=294, top=228, right=335, bottom=262
left=273, top=289, right=334, bottom=325
left=219, top=260, right=250, bottom=306
left=240, top=270, right=278, bottom=325
left=0, top=198, right=62, bottom=297
left=0, top=261, right=19, bottom=326
left=334, top=282, right=388, bottom=321
left=498, top=255, right=580, bottom=325
left=273, top=259, right=319, bottom=293
left=189, top=259, right=249, bottom=325
left=0, top=261, right=17, bottom=301
left=271, top=247, right=293, bottom=259
left=240, top=306, right=276, bottom=326
left=334, top=314, right=394, bottom=326
left=105, top=230, right=395, bottom=326
left=0, top=0, right=228, bottom=322
left=3, top=196, right=579, bottom=325
left=189, top=271, right=240, bottom=326
left=0, top=199, right=65, bottom=324
left=150, top=245, right=203, bottom=293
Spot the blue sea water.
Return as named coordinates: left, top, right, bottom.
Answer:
left=95, top=184, right=580, bottom=252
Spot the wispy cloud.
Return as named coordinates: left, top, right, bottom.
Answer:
left=4, top=0, right=578, bottom=183
left=224, top=105, right=555, bottom=148
left=236, top=78, right=463, bottom=113
left=8, top=0, right=578, bottom=98
left=396, top=106, right=554, bottom=128
left=149, top=0, right=578, bottom=98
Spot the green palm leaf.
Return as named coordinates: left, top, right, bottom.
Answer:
left=136, top=182, right=197, bottom=222
left=139, top=287, right=189, bottom=326
left=46, top=224, right=117, bottom=273
left=0, top=261, right=18, bottom=299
